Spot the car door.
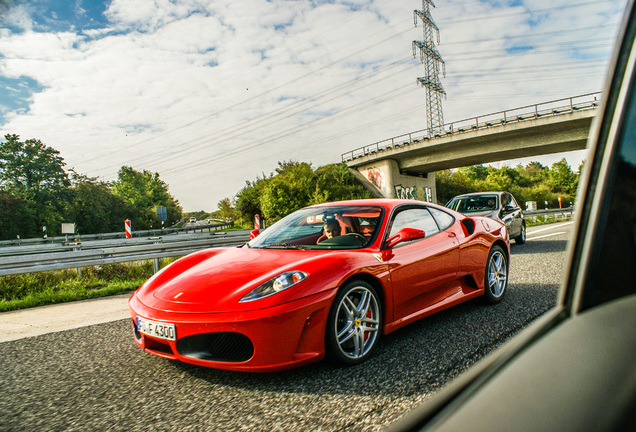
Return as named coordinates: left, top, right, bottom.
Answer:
left=385, top=205, right=460, bottom=322
left=500, top=193, right=522, bottom=237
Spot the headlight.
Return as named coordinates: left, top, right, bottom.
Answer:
left=239, top=271, right=309, bottom=302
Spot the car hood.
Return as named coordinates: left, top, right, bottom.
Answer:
left=135, top=247, right=343, bottom=313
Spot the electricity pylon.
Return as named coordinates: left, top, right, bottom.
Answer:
left=413, top=0, right=446, bottom=136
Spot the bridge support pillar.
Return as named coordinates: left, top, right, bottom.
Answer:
left=351, top=159, right=437, bottom=203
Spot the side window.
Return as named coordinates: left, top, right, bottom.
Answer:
left=388, top=208, right=440, bottom=238
left=501, top=193, right=510, bottom=207
left=508, top=194, right=519, bottom=209
left=429, top=207, right=455, bottom=231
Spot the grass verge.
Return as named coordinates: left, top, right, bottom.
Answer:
left=525, top=215, right=574, bottom=227
left=0, top=259, right=176, bottom=313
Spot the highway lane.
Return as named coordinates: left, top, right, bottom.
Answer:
left=0, top=223, right=571, bottom=432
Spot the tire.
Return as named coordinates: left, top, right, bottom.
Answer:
left=484, top=245, right=508, bottom=304
left=514, top=222, right=526, bottom=244
left=326, top=280, right=382, bottom=365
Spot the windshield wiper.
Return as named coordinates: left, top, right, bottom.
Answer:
left=260, top=243, right=307, bottom=250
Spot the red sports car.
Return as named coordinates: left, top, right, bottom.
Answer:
left=129, top=199, right=510, bottom=372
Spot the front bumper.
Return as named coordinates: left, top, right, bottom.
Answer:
left=128, top=288, right=337, bottom=372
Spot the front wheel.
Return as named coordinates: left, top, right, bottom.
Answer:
left=326, top=280, right=382, bottom=365
left=484, top=245, right=508, bottom=304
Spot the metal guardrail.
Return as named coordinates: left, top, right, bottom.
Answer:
left=0, top=206, right=573, bottom=276
left=0, top=222, right=234, bottom=248
left=342, top=92, right=601, bottom=162
left=524, top=207, right=575, bottom=221
left=0, top=230, right=240, bottom=258
left=0, top=231, right=250, bottom=276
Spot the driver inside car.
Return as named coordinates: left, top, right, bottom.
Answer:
left=323, top=219, right=341, bottom=239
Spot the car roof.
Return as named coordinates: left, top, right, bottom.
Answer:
left=450, top=192, right=504, bottom=198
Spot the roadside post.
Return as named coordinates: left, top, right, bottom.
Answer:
left=61, top=223, right=75, bottom=243
left=62, top=223, right=81, bottom=276
left=150, top=237, right=162, bottom=273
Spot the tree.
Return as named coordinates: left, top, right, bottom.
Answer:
left=112, top=166, right=182, bottom=230
left=458, top=164, right=489, bottom=182
left=235, top=175, right=270, bottom=224
left=0, top=134, right=71, bottom=236
left=0, top=134, right=69, bottom=194
left=312, top=163, right=373, bottom=204
left=435, top=169, right=474, bottom=204
left=67, top=172, right=132, bottom=234
left=0, top=191, right=36, bottom=240
left=217, top=197, right=236, bottom=220
left=486, top=166, right=518, bottom=191
left=234, top=162, right=372, bottom=226
left=436, top=160, right=580, bottom=208
left=549, top=158, right=578, bottom=196
left=261, top=161, right=314, bottom=221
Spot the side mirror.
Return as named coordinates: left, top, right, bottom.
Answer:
left=249, top=229, right=260, bottom=239
left=386, top=228, right=425, bottom=248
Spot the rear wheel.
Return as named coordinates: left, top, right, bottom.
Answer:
left=515, top=222, right=527, bottom=244
left=326, top=280, right=382, bottom=365
left=484, top=245, right=508, bottom=304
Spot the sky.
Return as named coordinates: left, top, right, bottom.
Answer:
left=0, top=0, right=629, bottom=211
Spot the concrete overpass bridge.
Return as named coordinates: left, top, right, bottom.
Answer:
left=343, top=92, right=600, bottom=202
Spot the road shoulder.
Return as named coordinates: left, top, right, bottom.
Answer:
left=0, top=294, right=131, bottom=343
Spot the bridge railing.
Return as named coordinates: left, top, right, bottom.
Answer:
left=342, top=92, right=601, bottom=163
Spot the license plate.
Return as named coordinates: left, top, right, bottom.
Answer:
left=137, top=317, right=176, bottom=341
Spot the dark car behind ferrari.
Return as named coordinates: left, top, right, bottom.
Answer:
left=445, top=191, right=526, bottom=244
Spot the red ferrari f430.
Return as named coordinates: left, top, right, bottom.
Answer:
left=129, top=199, right=510, bottom=372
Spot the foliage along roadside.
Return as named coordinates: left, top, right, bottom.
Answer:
left=1, top=133, right=582, bottom=241
left=0, top=134, right=182, bottom=241
left=234, top=161, right=374, bottom=226
left=435, top=160, right=581, bottom=209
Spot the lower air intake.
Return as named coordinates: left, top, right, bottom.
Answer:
left=176, top=332, right=254, bottom=363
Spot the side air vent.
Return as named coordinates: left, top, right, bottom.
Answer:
left=460, top=218, right=476, bottom=236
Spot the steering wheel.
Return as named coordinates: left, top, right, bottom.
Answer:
left=345, top=233, right=366, bottom=243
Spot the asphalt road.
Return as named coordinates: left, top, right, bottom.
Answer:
left=0, top=223, right=572, bottom=432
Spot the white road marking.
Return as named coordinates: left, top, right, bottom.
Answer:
left=528, top=232, right=567, bottom=240
left=527, top=221, right=574, bottom=236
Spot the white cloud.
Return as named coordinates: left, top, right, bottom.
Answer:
left=0, top=0, right=629, bottom=210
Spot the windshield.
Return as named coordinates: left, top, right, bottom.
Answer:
left=248, top=205, right=384, bottom=250
left=446, top=194, right=499, bottom=213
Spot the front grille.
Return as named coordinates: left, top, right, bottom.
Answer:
left=176, top=332, right=254, bottom=363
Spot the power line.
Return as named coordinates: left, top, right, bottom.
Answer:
left=438, top=0, right=615, bottom=26
left=82, top=0, right=621, bottom=181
